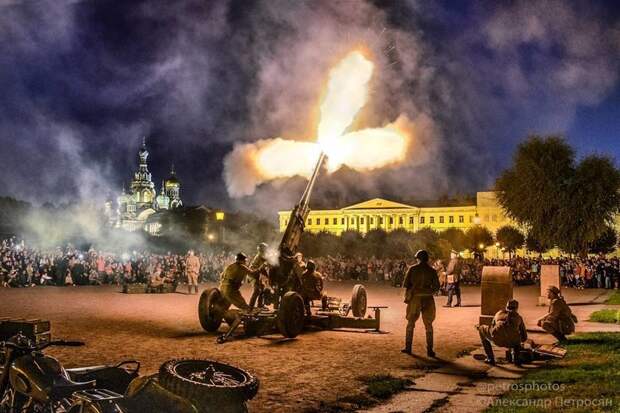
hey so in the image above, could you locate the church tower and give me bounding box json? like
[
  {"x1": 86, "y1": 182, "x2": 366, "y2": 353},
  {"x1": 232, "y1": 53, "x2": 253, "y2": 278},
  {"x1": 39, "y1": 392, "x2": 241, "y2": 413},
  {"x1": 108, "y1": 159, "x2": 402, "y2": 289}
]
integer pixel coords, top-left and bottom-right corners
[
  {"x1": 130, "y1": 137, "x2": 156, "y2": 209},
  {"x1": 165, "y1": 163, "x2": 182, "y2": 209}
]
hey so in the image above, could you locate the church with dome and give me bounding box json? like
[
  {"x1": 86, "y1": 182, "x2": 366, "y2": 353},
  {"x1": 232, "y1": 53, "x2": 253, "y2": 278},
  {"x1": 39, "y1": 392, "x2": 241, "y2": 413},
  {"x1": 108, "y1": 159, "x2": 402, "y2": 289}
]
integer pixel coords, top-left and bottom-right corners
[{"x1": 107, "y1": 138, "x2": 183, "y2": 232}]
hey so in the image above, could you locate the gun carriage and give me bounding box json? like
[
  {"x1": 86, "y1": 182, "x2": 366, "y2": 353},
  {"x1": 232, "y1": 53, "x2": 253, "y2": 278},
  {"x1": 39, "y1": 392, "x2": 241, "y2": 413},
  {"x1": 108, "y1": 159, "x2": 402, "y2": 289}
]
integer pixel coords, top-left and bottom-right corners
[{"x1": 197, "y1": 153, "x2": 386, "y2": 343}]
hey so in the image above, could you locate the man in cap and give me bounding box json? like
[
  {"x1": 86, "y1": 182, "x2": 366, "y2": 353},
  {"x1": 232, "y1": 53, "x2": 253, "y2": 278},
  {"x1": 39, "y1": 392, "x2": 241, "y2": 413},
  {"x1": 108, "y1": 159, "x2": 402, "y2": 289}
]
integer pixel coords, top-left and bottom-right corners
[
  {"x1": 185, "y1": 250, "x2": 201, "y2": 295},
  {"x1": 444, "y1": 249, "x2": 462, "y2": 307},
  {"x1": 477, "y1": 299, "x2": 528, "y2": 366},
  {"x1": 249, "y1": 243, "x2": 269, "y2": 309},
  {"x1": 300, "y1": 260, "x2": 325, "y2": 316},
  {"x1": 402, "y1": 249, "x2": 440, "y2": 357},
  {"x1": 537, "y1": 286, "x2": 577, "y2": 342},
  {"x1": 219, "y1": 252, "x2": 264, "y2": 312}
]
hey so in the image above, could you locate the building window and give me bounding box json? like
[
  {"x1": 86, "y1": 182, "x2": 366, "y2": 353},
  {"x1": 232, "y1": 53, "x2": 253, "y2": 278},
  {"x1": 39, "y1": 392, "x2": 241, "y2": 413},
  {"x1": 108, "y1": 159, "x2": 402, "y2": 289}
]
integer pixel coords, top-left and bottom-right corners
[
  {"x1": 361, "y1": 218, "x2": 365, "y2": 225},
  {"x1": 316, "y1": 218, "x2": 321, "y2": 225},
  {"x1": 333, "y1": 218, "x2": 337, "y2": 225},
  {"x1": 399, "y1": 216, "x2": 404, "y2": 225},
  {"x1": 341, "y1": 218, "x2": 345, "y2": 225},
  {"x1": 409, "y1": 216, "x2": 414, "y2": 224},
  {"x1": 389, "y1": 217, "x2": 394, "y2": 225},
  {"x1": 459, "y1": 215, "x2": 464, "y2": 223},
  {"x1": 379, "y1": 217, "x2": 384, "y2": 225},
  {"x1": 350, "y1": 217, "x2": 355, "y2": 224},
  {"x1": 449, "y1": 216, "x2": 454, "y2": 223},
  {"x1": 429, "y1": 216, "x2": 434, "y2": 224},
  {"x1": 439, "y1": 216, "x2": 444, "y2": 223},
  {"x1": 370, "y1": 217, "x2": 374, "y2": 225},
  {"x1": 420, "y1": 216, "x2": 425, "y2": 224},
  {"x1": 308, "y1": 218, "x2": 312, "y2": 225}
]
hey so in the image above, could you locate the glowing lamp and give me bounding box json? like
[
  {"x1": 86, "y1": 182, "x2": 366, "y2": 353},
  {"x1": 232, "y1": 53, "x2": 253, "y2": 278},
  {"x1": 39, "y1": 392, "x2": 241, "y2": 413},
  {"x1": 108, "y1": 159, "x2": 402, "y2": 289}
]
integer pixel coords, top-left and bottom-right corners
[
  {"x1": 216, "y1": 212, "x2": 225, "y2": 221},
  {"x1": 479, "y1": 243, "x2": 485, "y2": 250}
]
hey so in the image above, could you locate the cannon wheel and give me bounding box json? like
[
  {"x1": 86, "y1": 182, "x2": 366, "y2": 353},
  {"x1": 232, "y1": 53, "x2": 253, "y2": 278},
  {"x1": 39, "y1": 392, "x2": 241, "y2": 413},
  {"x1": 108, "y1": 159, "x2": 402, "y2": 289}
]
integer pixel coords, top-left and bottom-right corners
[
  {"x1": 276, "y1": 292, "x2": 305, "y2": 338},
  {"x1": 351, "y1": 284, "x2": 367, "y2": 318},
  {"x1": 198, "y1": 288, "x2": 226, "y2": 332},
  {"x1": 159, "y1": 359, "x2": 259, "y2": 408}
]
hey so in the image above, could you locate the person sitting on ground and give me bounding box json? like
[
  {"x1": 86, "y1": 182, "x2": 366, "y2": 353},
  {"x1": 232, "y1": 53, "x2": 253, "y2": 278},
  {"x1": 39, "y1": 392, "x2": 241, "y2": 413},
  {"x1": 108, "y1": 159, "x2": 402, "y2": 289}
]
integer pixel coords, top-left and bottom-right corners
[
  {"x1": 477, "y1": 299, "x2": 528, "y2": 366},
  {"x1": 537, "y1": 286, "x2": 577, "y2": 342}
]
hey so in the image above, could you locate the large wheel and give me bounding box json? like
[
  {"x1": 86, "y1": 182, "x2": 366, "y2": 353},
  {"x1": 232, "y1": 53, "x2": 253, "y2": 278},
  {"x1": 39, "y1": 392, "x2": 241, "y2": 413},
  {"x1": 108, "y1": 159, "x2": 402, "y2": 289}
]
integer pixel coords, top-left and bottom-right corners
[
  {"x1": 276, "y1": 292, "x2": 305, "y2": 338},
  {"x1": 198, "y1": 288, "x2": 226, "y2": 332},
  {"x1": 158, "y1": 359, "x2": 259, "y2": 410},
  {"x1": 351, "y1": 284, "x2": 367, "y2": 318}
]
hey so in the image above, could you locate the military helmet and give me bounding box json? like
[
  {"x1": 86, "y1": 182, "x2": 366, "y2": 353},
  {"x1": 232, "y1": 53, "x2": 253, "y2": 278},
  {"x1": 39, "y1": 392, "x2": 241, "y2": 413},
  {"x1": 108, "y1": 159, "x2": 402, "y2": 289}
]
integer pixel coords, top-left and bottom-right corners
[
  {"x1": 506, "y1": 299, "x2": 519, "y2": 310},
  {"x1": 415, "y1": 249, "x2": 429, "y2": 262},
  {"x1": 258, "y1": 242, "x2": 268, "y2": 252},
  {"x1": 547, "y1": 286, "x2": 560, "y2": 296},
  {"x1": 306, "y1": 260, "x2": 316, "y2": 271},
  {"x1": 236, "y1": 252, "x2": 247, "y2": 262}
]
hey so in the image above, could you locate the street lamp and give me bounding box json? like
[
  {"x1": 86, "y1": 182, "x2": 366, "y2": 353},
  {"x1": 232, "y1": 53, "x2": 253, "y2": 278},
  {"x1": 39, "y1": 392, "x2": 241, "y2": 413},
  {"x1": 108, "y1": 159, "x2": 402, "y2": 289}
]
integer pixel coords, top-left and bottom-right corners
[
  {"x1": 215, "y1": 211, "x2": 225, "y2": 243},
  {"x1": 495, "y1": 242, "x2": 500, "y2": 258},
  {"x1": 216, "y1": 212, "x2": 225, "y2": 221}
]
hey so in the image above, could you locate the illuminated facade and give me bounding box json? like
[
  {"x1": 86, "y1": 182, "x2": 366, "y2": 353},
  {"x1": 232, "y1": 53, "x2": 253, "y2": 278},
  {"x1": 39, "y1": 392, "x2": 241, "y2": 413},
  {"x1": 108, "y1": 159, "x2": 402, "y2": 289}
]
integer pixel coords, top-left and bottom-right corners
[
  {"x1": 108, "y1": 138, "x2": 183, "y2": 232},
  {"x1": 278, "y1": 192, "x2": 514, "y2": 236}
]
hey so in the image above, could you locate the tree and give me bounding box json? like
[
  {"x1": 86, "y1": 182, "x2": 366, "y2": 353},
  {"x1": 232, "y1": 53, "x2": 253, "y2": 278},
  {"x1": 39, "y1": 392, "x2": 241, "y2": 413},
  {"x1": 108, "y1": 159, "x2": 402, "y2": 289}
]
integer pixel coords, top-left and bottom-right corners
[
  {"x1": 340, "y1": 230, "x2": 364, "y2": 258},
  {"x1": 495, "y1": 225, "x2": 525, "y2": 257},
  {"x1": 439, "y1": 228, "x2": 467, "y2": 252},
  {"x1": 385, "y1": 229, "x2": 415, "y2": 258},
  {"x1": 525, "y1": 234, "x2": 551, "y2": 255},
  {"x1": 364, "y1": 229, "x2": 388, "y2": 258},
  {"x1": 411, "y1": 228, "x2": 441, "y2": 259},
  {"x1": 464, "y1": 226, "x2": 494, "y2": 253},
  {"x1": 496, "y1": 136, "x2": 620, "y2": 256},
  {"x1": 589, "y1": 227, "x2": 618, "y2": 255}
]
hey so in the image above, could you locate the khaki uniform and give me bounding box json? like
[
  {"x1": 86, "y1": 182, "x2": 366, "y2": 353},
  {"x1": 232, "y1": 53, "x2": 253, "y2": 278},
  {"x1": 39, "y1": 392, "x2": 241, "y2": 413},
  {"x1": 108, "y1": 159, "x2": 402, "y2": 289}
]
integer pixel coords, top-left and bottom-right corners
[
  {"x1": 186, "y1": 255, "x2": 200, "y2": 286},
  {"x1": 539, "y1": 297, "x2": 576, "y2": 340},
  {"x1": 445, "y1": 257, "x2": 462, "y2": 306},
  {"x1": 219, "y1": 262, "x2": 257, "y2": 311},
  {"x1": 403, "y1": 262, "x2": 439, "y2": 352},
  {"x1": 478, "y1": 309, "x2": 527, "y2": 362},
  {"x1": 249, "y1": 253, "x2": 267, "y2": 308}
]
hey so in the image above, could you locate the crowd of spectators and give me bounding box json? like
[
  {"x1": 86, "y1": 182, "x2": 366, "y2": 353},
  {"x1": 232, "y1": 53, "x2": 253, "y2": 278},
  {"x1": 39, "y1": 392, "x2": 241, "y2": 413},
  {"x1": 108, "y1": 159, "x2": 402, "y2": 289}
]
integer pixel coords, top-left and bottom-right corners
[
  {"x1": 312, "y1": 254, "x2": 620, "y2": 289},
  {"x1": 2, "y1": 236, "x2": 619, "y2": 291},
  {"x1": 0, "y1": 237, "x2": 233, "y2": 288}
]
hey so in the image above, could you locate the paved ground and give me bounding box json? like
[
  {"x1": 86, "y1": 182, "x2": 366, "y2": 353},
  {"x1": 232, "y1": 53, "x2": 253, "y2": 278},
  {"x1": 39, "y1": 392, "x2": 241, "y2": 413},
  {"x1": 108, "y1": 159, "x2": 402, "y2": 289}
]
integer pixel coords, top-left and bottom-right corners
[{"x1": 0, "y1": 283, "x2": 613, "y2": 412}]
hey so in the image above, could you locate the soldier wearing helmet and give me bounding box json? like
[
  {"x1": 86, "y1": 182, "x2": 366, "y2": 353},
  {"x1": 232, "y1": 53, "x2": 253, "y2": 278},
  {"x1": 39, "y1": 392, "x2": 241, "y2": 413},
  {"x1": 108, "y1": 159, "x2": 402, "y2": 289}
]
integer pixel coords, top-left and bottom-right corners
[
  {"x1": 249, "y1": 243, "x2": 269, "y2": 309},
  {"x1": 300, "y1": 259, "x2": 324, "y2": 316},
  {"x1": 402, "y1": 249, "x2": 440, "y2": 357},
  {"x1": 477, "y1": 299, "x2": 528, "y2": 366},
  {"x1": 219, "y1": 252, "x2": 264, "y2": 311}
]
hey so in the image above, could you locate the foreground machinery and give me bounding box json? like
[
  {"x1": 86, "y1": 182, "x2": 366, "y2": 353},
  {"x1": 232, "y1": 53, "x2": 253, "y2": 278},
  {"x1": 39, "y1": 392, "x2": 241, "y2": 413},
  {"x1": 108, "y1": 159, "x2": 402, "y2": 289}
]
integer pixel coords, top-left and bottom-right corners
[
  {"x1": 0, "y1": 320, "x2": 258, "y2": 413},
  {"x1": 198, "y1": 153, "x2": 386, "y2": 343}
]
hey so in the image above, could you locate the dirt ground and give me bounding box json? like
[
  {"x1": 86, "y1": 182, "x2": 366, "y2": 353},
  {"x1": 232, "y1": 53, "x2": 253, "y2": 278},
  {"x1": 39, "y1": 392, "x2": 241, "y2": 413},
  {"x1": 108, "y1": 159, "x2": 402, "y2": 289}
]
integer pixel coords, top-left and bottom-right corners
[{"x1": 0, "y1": 283, "x2": 610, "y2": 412}]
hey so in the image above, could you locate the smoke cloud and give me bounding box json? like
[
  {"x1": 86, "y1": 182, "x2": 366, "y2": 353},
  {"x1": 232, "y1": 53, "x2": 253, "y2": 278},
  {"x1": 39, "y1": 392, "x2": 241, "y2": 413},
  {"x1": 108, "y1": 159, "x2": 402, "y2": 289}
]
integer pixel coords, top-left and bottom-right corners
[{"x1": 0, "y1": 0, "x2": 618, "y2": 222}]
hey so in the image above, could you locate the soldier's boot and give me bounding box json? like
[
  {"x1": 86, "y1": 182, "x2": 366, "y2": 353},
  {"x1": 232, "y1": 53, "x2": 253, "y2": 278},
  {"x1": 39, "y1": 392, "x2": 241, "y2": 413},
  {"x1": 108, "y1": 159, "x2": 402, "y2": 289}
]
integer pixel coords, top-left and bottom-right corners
[
  {"x1": 401, "y1": 324, "x2": 413, "y2": 355},
  {"x1": 426, "y1": 330, "x2": 436, "y2": 357}
]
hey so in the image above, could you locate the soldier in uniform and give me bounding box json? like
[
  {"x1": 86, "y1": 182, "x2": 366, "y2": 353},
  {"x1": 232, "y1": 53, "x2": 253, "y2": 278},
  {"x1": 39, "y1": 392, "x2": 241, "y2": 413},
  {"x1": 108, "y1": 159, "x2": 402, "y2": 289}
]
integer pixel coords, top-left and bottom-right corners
[
  {"x1": 185, "y1": 250, "x2": 201, "y2": 295},
  {"x1": 219, "y1": 253, "x2": 263, "y2": 312},
  {"x1": 478, "y1": 299, "x2": 527, "y2": 366},
  {"x1": 537, "y1": 286, "x2": 577, "y2": 342},
  {"x1": 249, "y1": 243, "x2": 269, "y2": 309},
  {"x1": 402, "y1": 250, "x2": 440, "y2": 357},
  {"x1": 300, "y1": 260, "x2": 324, "y2": 316},
  {"x1": 444, "y1": 250, "x2": 462, "y2": 307}
]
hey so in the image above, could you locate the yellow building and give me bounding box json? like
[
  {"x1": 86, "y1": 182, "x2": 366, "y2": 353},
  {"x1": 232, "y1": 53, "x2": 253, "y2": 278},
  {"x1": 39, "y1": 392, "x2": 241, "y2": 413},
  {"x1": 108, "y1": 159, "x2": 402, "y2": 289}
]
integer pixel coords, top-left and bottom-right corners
[{"x1": 278, "y1": 192, "x2": 515, "y2": 235}]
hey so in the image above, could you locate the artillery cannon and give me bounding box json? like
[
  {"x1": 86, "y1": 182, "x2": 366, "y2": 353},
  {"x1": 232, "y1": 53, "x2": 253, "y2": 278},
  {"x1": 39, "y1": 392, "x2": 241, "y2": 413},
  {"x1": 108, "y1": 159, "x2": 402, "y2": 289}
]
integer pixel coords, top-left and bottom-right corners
[{"x1": 198, "y1": 153, "x2": 386, "y2": 343}]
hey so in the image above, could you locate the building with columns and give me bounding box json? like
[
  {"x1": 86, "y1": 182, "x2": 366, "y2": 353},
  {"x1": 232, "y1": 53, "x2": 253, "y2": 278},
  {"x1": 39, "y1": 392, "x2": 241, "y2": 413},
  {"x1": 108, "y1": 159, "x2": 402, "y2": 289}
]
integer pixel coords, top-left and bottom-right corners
[{"x1": 278, "y1": 192, "x2": 514, "y2": 236}]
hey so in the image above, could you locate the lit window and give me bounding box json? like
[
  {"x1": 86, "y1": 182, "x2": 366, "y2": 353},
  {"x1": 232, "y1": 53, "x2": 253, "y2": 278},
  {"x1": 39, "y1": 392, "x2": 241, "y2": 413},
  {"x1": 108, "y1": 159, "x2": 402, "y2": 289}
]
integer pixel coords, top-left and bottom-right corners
[
  {"x1": 449, "y1": 216, "x2": 454, "y2": 223},
  {"x1": 370, "y1": 217, "x2": 374, "y2": 224},
  {"x1": 341, "y1": 218, "x2": 345, "y2": 225},
  {"x1": 316, "y1": 218, "x2": 321, "y2": 225},
  {"x1": 361, "y1": 218, "x2": 365, "y2": 224},
  {"x1": 430, "y1": 216, "x2": 434, "y2": 224},
  {"x1": 389, "y1": 217, "x2": 394, "y2": 225},
  {"x1": 379, "y1": 217, "x2": 383, "y2": 225},
  {"x1": 459, "y1": 216, "x2": 464, "y2": 223},
  {"x1": 308, "y1": 218, "x2": 312, "y2": 225},
  {"x1": 409, "y1": 216, "x2": 414, "y2": 224},
  {"x1": 399, "y1": 216, "x2": 404, "y2": 225},
  {"x1": 333, "y1": 218, "x2": 337, "y2": 225},
  {"x1": 420, "y1": 216, "x2": 425, "y2": 224},
  {"x1": 439, "y1": 216, "x2": 444, "y2": 223}
]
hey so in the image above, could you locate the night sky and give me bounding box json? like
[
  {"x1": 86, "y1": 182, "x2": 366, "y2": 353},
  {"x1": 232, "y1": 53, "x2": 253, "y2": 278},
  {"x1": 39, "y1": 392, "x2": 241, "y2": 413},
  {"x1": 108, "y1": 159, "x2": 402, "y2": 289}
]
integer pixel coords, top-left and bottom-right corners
[{"x1": 1, "y1": 0, "x2": 619, "y2": 216}]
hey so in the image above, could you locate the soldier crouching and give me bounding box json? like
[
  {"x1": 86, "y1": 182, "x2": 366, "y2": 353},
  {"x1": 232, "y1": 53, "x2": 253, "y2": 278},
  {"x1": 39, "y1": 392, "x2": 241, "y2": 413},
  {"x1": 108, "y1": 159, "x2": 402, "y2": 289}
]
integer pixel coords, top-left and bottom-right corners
[
  {"x1": 477, "y1": 299, "x2": 527, "y2": 366},
  {"x1": 537, "y1": 286, "x2": 577, "y2": 342},
  {"x1": 402, "y1": 249, "x2": 440, "y2": 357}
]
